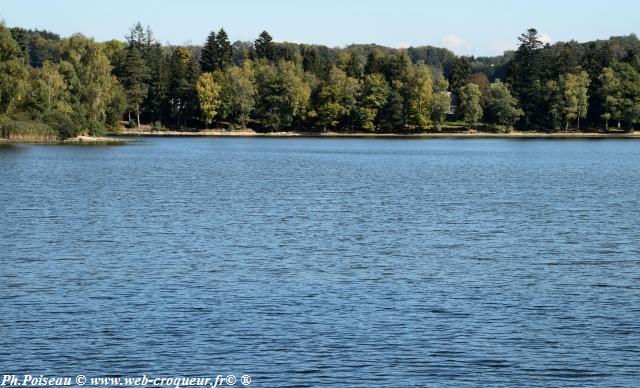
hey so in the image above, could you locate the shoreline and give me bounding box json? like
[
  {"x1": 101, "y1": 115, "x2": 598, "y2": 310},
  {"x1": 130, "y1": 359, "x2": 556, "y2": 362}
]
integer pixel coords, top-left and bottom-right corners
[
  {"x1": 4, "y1": 131, "x2": 640, "y2": 144},
  {"x1": 112, "y1": 128, "x2": 640, "y2": 139},
  {"x1": 0, "y1": 136, "x2": 128, "y2": 145}
]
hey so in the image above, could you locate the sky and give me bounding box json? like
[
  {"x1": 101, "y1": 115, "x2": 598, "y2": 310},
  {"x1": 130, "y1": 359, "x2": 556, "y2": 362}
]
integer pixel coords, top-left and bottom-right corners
[{"x1": 1, "y1": 0, "x2": 638, "y2": 56}]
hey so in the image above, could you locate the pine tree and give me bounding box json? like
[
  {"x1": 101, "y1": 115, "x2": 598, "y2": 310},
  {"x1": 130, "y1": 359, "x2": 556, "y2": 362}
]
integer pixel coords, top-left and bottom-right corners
[
  {"x1": 449, "y1": 57, "x2": 470, "y2": 92},
  {"x1": 254, "y1": 31, "x2": 274, "y2": 61},
  {"x1": 200, "y1": 31, "x2": 220, "y2": 72},
  {"x1": 216, "y1": 28, "x2": 232, "y2": 70},
  {"x1": 507, "y1": 28, "x2": 544, "y2": 128},
  {"x1": 143, "y1": 40, "x2": 169, "y2": 123},
  {"x1": 169, "y1": 47, "x2": 200, "y2": 127},
  {"x1": 120, "y1": 46, "x2": 149, "y2": 127}
]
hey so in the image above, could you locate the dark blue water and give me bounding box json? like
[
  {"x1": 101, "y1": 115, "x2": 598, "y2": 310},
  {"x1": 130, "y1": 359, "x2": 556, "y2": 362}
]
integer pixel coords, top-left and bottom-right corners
[{"x1": 1, "y1": 137, "x2": 639, "y2": 387}]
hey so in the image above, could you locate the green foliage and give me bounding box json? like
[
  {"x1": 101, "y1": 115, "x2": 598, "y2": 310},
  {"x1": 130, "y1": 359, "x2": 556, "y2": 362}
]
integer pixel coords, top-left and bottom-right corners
[
  {"x1": 449, "y1": 57, "x2": 470, "y2": 92},
  {"x1": 378, "y1": 82, "x2": 406, "y2": 131},
  {"x1": 487, "y1": 81, "x2": 523, "y2": 129},
  {"x1": 458, "y1": 83, "x2": 483, "y2": 129},
  {"x1": 200, "y1": 28, "x2": 233, "y2": 72},
  {"x1": 2, "y1": 22, "x2": 640, "y2": 135},
  {"x1": 143, "y1": 39, "x2": 169, "y2": 123},
  {"x1": 468, "y1": 72, "x2": 491, "y2": 108},
  {"x1": 559, "y1": 71, "x2": 590, "y2": 131},
  {"x1": 508, "y1": 28, "x2": 545, "y2": 128},
  {"x1": 314, "y1": 66, "x2": 359, "y2": 130},
  {"x1": 544, "y1": 80, "x2": 564, "y2": 131},
  {"x1": 220, "y1": 62, "x2": 256, "y2": 128},
  {"x1": 9, "y1": 27, "x2": 60, "y2": 67},
  {"x1": 41, "y1": 110, "x2": 80, "y2": 139},
  {"x1": 357, "y1": 73, "x2": 389, "y2": 131},
  {"x1": 255, "y1": 60, "x2": 311, "y2": 131},
  {"x1": 430, "y1": 74, "x2": 450, "y2": 131},
  {"x1": 118, "y1": 45, "x2": 149, "y2": 126},
  {"x1": 168, "y1": 46, "x2": 200, "y2": 127},
  {"x1": 254, "y1": 31, "x2": 275, "y2": 61},
  {"x1": 216, "y1": 29, "x2": 233, "y2": 70},
  {"x1": 599, "y1": 66, "x2": 622, "y2": 129},
  {"x1": 58, "y1": 34, "x2": 124, "y2": 133},
  {"x1": 611, "y1": 61, "x2": 640, "y2": 131},
  {"x1": 406, "y1": 62, "x2": 433, "y2": 129},
  {"x1": 1, "y1": 120, "x2": 57, "y2": 141},
  {"x1": 0, "y1": 24, "x2": 29, "y2": 116},
  {"x1": 28, "y1": 61, "x2": 71, "y2": 114},
  {"x1": 200, "y1": 31, "x2": 218, "y2": 72},
  {"x1": 364, "y1": 49, "x2": 386, "y2": 75},
  {"x1": 105, "y1": 81, "x2": 127, "y2": 129}
]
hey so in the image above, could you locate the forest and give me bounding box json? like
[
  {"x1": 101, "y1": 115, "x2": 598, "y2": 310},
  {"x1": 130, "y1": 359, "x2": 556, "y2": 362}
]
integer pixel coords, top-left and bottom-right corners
[{"x1": 1, "y1": 23, "x2": 640, "y2": 140}]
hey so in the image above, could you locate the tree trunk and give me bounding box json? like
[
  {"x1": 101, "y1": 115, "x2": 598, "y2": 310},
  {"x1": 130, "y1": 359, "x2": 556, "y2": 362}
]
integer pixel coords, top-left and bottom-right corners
[
  {"x1": 47, "y1": 84, "x2": 51, "y2": 111},
  {"x1": 605, "y1": 119, "x2": 609, "y2": 131},
  {"x1": 136, "y1": 105, "x2": 141, "y2": 128},
  {"x1": 128, "y1": 111, "x2": 132, "y2": 126},
  {"x1": 576, "y1": 117, "x2": 580, "y2": 132},
  {"x1": 565, "y1": 120, "x2": 569, "y2": 132}
]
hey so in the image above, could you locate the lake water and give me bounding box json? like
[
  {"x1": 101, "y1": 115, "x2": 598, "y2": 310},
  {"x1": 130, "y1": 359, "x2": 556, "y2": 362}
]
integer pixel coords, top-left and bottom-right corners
[{"x1": 1, "y1": 137, "x2": 639, "y2": 387}]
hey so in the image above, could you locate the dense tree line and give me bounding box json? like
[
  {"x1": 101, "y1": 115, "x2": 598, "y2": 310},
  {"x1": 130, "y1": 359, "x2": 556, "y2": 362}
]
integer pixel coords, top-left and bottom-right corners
[{"x1": 1, "y1": 23, "x2": 640, "y2": 140}]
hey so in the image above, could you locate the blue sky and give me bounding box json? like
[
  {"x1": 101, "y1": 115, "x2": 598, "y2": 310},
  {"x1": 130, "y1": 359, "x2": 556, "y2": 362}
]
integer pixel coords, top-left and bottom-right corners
[{"x1": 1, "y1": 0, "x2": 637, "y2": 56}]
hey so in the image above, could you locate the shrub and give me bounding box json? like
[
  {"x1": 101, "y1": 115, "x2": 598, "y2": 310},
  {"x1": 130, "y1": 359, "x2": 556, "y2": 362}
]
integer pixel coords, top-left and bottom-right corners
[
  {"x1": 0, "y1": 120, "x2": 58, "y2": 142},
  {"x1": 41, "y1": 111, "x2": 81, "y2": 139},
  {"x1": 152, "y1": 121, "x2": 166, "y2": 131}
]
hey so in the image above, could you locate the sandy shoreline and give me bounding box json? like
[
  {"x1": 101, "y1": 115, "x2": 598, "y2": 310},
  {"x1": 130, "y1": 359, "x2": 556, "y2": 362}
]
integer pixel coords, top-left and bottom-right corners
[
  {"x1": 4, "y1": 131, "x2": 639, "y2": 144},
  {"x1": 0, "y1": 136, "x2": 128, "y2": 145},
  {"x1": 63, "y1": 135, "x2": 128, "y2": 144},
  {"x1": 114, "y1": 128, "x2": 640, "y2": 139}
]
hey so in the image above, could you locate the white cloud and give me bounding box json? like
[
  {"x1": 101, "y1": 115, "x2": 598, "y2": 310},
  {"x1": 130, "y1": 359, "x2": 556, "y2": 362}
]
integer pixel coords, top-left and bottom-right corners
[
  {"x1": 443, "y1": 34, "x2": 464, "y2": 48},
  {"x1": 539, "y1": 33, "x2": 553, "y2": 45},
  {"x1": 442, "y1": 34, "x2": 472, "y2": 55},
  {"x1": 396, "y1": 42, "x2": 410, "y2": 49}
]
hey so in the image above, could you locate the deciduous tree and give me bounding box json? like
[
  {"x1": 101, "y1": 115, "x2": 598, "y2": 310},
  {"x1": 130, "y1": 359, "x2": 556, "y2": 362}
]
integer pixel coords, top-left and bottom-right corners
[
  {"x1": 458, "y1": 83, "x2": 483, "y2": 129},
  {"x1": 314, "y1": 66, "x2": 359, "y2": 130},
  {"x1": 196, "y1": 72, "x2": 222, "y2": 128},
  {"x1": 357, "y1": 73, "x2": 389, "y2": 131},
  {"x1": 0, "y1": 24, "x2": 29, "y2": 116},
  {"x1": 487, "y1": 81, "x2": 523, "y2": 130},
  {"x1": 220, "y1": 61, "x2": 256, "y2": 128},
  {"x1": 406, "y1": 62, "x2": 433, "y2": 129}
]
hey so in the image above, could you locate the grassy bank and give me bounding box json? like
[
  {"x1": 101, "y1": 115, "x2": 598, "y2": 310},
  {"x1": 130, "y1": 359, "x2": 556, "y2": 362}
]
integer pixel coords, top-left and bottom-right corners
[
  {"x1": 0, "y1": 116, "x2": 127, "y2": 145},
  {"x1": 0, "y1": 121, "x2": 59, "y2": 143}
]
